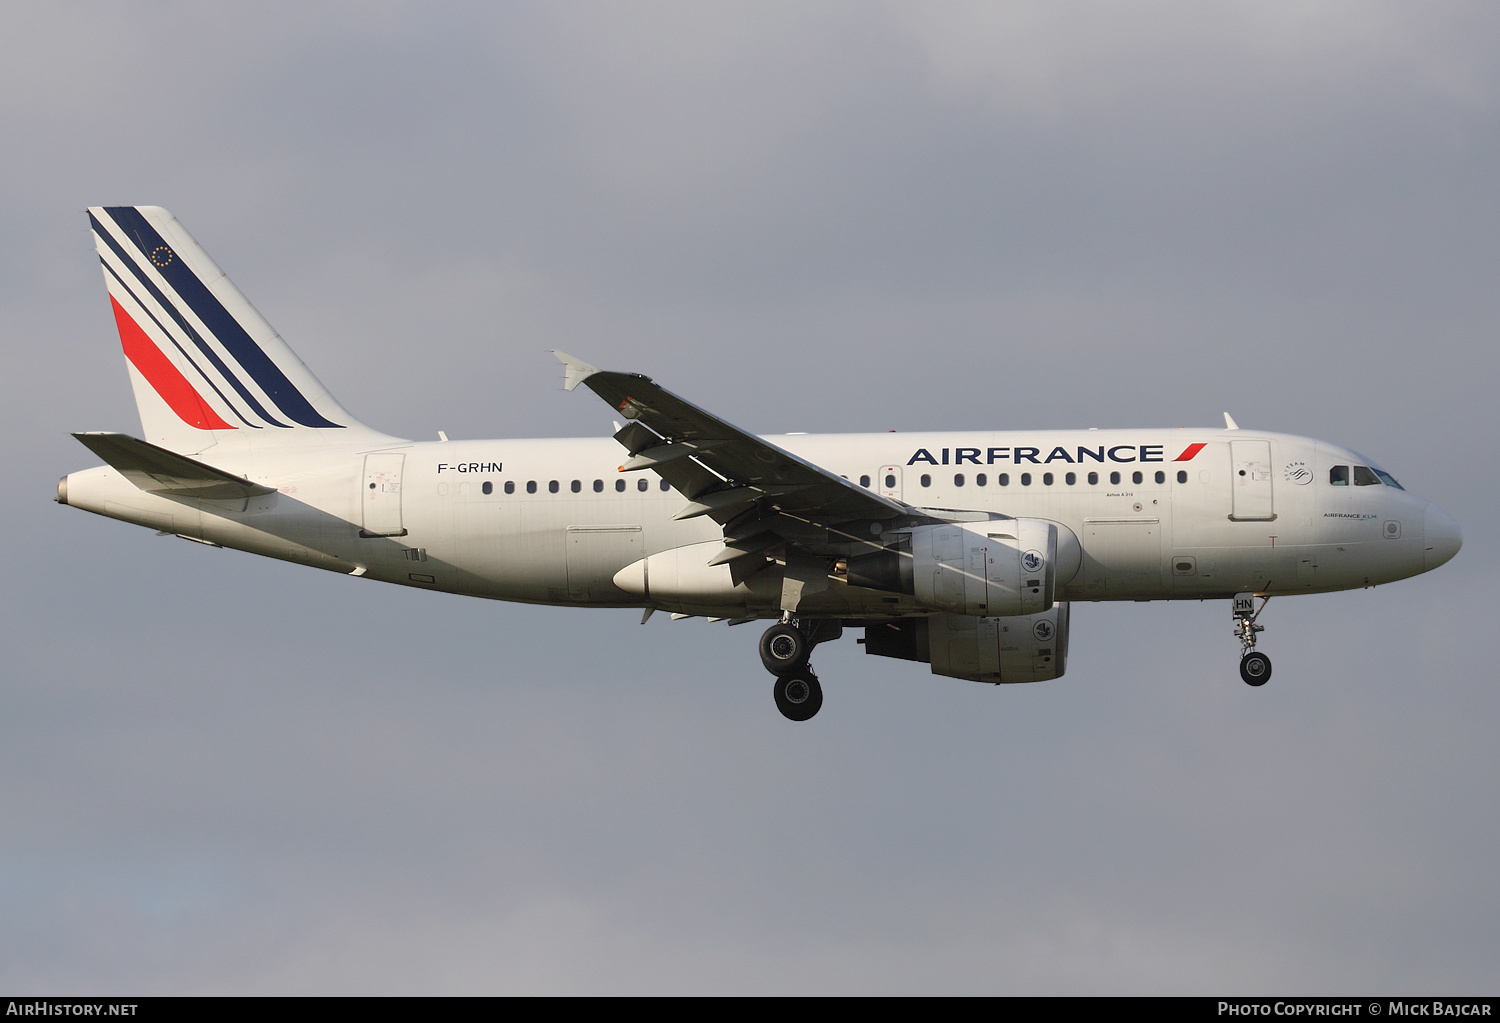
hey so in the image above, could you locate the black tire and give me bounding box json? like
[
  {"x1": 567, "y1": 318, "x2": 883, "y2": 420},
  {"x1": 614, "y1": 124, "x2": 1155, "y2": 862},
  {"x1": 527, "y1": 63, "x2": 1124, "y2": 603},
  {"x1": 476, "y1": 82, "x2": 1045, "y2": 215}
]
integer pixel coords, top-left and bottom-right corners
[
  {"x1": 759, "y1": 623, "x2": 809, "y2": 676},
  {"x1": 1240, "y1": 651, "x2": 1272, "y2": 686},
  {"x1": 774, "y1": 672, "x2": 823, "y2": 721}
]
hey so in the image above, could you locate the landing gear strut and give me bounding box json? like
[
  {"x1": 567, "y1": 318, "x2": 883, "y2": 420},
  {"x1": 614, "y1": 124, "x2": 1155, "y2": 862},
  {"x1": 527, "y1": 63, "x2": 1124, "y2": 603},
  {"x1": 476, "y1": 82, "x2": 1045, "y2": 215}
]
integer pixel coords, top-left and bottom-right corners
[
  {"x1": 1233, "y1": 593, "x2": 1272, "y2": 686},
  {"x1": 759, "y1": 618, "x2": 840, "y2": 720}
]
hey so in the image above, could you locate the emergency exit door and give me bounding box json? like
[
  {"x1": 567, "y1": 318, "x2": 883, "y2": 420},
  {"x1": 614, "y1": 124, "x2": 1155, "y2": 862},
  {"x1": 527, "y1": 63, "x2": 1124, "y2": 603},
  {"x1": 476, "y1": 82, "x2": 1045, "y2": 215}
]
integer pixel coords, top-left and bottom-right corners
[
  {"x1": 361, "y1": 452, "x2": 407, "y2": 537},
  {"x1": 878, "y1": 465, "x2": 902, "y2": 502}
]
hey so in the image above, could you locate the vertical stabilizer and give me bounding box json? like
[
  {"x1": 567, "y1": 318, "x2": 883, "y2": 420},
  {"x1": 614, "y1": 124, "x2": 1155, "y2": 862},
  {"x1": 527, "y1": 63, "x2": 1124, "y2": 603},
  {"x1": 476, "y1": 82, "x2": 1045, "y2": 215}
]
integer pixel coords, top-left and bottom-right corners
[{"x1": 89, "y1": 206, "x2": 381, "y2": 453}]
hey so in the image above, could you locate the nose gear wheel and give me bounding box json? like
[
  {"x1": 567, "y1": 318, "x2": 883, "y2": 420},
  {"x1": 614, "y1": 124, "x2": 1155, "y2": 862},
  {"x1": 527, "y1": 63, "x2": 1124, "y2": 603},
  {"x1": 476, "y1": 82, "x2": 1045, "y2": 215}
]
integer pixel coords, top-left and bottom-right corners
[{"x1": 1239, "y1": 651, "x2": 1272, "y2": 685}]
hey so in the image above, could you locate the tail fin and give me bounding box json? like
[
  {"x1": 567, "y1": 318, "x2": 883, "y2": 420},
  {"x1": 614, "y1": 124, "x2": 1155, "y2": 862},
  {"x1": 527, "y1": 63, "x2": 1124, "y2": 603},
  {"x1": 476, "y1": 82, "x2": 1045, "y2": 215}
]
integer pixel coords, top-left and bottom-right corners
[{"x1": 89, "y1": 206, "x2": 378, "y2": 453}]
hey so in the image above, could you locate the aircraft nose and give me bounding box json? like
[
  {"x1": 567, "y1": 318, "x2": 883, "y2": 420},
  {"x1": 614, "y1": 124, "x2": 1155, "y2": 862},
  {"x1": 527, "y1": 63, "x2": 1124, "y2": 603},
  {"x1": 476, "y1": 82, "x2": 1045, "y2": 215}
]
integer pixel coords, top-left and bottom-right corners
[{"x1": 1423, "y1": 502, "x2": 1462, "y2": 571}]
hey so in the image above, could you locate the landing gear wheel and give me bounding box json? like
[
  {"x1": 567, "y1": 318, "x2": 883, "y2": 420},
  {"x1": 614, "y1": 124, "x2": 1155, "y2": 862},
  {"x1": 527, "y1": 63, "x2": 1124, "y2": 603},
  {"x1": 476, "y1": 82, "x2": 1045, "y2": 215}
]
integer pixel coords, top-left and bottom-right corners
[
  {"x1": 774, "y1": 672, "x2": 823, "y2": 721},
  {"x1": 1240, "y1": 651, "x2": 1272, "y2": 686},
  {"x1": 760, "y1": 623, "x2": 809, "y2": 676}
]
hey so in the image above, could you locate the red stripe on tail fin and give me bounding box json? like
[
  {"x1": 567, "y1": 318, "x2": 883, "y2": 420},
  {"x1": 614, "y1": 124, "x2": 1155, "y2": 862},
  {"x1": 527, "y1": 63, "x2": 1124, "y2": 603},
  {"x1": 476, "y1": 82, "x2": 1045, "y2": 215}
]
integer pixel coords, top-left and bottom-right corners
[{"x1": 109, "y1": 296, "x2": 234, "y2": 431}]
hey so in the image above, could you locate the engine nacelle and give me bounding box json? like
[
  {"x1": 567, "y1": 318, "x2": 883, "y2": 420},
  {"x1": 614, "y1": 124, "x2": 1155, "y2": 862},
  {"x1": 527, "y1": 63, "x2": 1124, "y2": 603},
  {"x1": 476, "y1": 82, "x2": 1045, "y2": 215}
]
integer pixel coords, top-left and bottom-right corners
[
  {"x1": 861, "y1": 603, "x2": 1070, "y2": 684},
  {"x1": 848, "y1": 519, "x2": 1078, "y2": 616}
]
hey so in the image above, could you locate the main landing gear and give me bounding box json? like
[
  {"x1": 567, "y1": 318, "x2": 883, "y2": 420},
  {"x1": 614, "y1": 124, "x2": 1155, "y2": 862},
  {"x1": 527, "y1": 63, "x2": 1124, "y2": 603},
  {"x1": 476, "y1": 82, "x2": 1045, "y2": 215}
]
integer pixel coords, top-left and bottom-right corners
[
  {"x1": 1233, "y1": 592, "x2": 1272, "y2": 686},
  {"x1": 759, "y1": 618, "x2": 840, "y2": 721}
]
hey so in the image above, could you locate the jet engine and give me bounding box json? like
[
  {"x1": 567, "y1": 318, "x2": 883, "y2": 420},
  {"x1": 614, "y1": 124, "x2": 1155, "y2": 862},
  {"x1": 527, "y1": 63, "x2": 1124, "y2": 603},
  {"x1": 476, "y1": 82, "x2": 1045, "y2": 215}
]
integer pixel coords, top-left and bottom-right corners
[
  {"x1": 846, "y1": 519, "x2": 1079, "y2": 616},
  {"x1": 860, "y1": 603, "x2": 1070, "y2": 684}
]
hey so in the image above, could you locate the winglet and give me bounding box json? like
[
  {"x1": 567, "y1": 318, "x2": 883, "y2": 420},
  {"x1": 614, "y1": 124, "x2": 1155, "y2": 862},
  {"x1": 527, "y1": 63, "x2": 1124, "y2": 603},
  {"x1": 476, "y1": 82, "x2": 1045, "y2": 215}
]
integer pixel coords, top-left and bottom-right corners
[
  {"x1": 551, "y1": 350, "x2": 601, "y2": 392},
  {"x1": 1223, "y1": 412, "x2": 1240, "y2": 430}
]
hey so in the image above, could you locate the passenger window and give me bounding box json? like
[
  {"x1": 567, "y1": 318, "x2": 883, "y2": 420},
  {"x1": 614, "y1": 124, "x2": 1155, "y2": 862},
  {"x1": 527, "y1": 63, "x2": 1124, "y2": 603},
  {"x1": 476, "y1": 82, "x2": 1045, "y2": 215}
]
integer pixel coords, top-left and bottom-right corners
[
  {"x1": 1042, "y1": 472, "x2": 1053, "y2": 486},
  {"x1": 860, "y1": 475, "x2": 871, "y2": 488},
  {"x1": 549, "y1": 480, "x2": 559, "y2": 494},
  {"x1": 1353, "y1": 465, "x2": 1381, "y2": 486},
  {"x1": 1110, "y1": 471, "x2": 1120, "y2": 485},
  {"x1": 593, "y1": 479, "x2": 603, "y2": 492},
  {"x1": 1154, "y1": 470, "x2": 1165, "y2": 484},
  {"x1": 571, "y1": 480, "x2": 581, "y2": 493},
  {"x1": 998, "y1": 473, "x2": 1009, "y2": 486},
  {"x1": 1176, "y1": 470, "x2": 1187, "y2": 484},
  {"x1": 954, "y1": 473, "x2": 965, "y2": 487},
  {"x1": 637, "y1": 479, "x2": 648, "y2": 492},
  {"x1": 884, "y1": 474, "x2": 896, "y2": 489},
  {"x1": 1088, "y1": 472, "x2": 1098, "y2": 485},
  {"x1": 1330, "y1": 465, "x2": 1349, "y2": 486},
  {"x1": 976, "y1": 473, "x2": 987, "y2": 486},
  {"x1": 504, "y1": 481, "x2": 515, "y2": 495},
  {"x1": 615, "y1": 479, "x2": 626, "y2": 492},
  {"x1": 660, "y1": 479, "x2": 670, "y2": 492},
  {"x1": 1020, "y1": 473, "x2": 1032, "y2": 486},
  {"x1": 1132, "y1": 471, "x2": 1143, "y2": 484},
  {"x1": 920, "y1": 474, "x2": 931, "y2": 487},
  {"x1": 526, "y1": 481, "x2": 537, "y2": 494},
  {"x1": 482, "y1": 481, "x2": 493, "y2": 496},
  {"x1": 1065, "y1": 472, "x2": 1076, "y2": 485}
]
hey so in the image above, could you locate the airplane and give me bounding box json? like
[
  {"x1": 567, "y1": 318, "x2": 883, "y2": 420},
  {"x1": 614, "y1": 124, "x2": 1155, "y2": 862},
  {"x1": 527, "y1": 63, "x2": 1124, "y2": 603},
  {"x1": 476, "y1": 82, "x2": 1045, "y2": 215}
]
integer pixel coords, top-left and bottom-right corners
[{"x1": 58, "y1": 206, "x2": 1463, "y2": 721}]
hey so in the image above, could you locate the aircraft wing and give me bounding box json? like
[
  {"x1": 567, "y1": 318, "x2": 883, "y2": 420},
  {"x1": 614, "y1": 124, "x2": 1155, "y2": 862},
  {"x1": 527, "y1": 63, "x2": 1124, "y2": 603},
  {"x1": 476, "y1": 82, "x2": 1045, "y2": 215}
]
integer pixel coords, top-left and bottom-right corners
[
  {"x1": 72, "y1": 432, "x2": 276, "y2": 500},
  {"x1": 553, "y1": 352, "x2": 918, "y2": 560}
]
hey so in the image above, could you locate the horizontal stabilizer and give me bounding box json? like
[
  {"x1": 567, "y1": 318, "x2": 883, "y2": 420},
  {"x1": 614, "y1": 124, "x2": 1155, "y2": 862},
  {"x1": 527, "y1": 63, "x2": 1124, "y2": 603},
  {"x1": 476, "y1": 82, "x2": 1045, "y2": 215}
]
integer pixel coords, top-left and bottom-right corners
[{"x1": 72, "y1": 432, "x2": 275, "y2": 499}]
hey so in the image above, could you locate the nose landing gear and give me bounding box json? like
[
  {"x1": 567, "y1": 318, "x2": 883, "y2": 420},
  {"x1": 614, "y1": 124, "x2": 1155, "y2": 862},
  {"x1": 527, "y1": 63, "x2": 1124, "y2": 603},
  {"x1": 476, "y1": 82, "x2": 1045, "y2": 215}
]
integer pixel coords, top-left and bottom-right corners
[
  {"x1": 1233, "y1": 593, "x2": 1272, "y2": 686},
  {"x1": 759, "y1": 617, "x2": 839, "y2": 720}
]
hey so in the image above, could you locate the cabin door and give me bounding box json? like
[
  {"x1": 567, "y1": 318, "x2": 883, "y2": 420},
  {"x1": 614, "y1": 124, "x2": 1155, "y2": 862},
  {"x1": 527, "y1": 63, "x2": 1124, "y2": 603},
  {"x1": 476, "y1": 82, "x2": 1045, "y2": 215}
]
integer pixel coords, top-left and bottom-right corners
[
  {"x1": 361, "y1": 452, "x2": 407, "y2": 537},
  {"x1": 1229, "y1": 440, "x2": 1275, "y2": 521}
]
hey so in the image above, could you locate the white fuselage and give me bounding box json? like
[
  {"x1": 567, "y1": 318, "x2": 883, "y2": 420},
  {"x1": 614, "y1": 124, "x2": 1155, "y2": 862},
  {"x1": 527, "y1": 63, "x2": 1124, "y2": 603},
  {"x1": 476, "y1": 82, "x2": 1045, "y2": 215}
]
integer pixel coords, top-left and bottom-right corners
[{"x1": 60, "y1": 427, "x2": 1457, "y2": 619}]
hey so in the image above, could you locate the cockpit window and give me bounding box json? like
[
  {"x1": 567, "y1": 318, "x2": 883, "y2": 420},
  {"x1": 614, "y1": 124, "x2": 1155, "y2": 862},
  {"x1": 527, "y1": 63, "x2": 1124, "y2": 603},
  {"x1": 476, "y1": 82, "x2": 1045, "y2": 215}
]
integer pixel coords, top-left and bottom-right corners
[
  {"x1": 1330, "y1": 465, "x2": 1349, "y2": 486},
  {"x1": 1347, "y1": 450, "x2": 1405, "y2": 490}
]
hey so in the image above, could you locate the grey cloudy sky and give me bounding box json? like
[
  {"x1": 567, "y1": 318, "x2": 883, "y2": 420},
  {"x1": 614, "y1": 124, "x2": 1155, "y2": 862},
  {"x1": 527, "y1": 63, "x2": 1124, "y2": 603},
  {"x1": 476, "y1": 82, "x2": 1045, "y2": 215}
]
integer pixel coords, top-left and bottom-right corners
[{"x1": 2, "y1": 1, "x2": 1495, "y2": 994}]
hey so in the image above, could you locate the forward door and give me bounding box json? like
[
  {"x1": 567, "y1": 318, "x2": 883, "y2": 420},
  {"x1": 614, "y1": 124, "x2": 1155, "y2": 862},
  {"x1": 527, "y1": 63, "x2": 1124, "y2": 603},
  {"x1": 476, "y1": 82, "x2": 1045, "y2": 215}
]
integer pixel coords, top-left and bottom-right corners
[{"x1": 1230, "y1": 440, "x2": 1275, "y2": 521}]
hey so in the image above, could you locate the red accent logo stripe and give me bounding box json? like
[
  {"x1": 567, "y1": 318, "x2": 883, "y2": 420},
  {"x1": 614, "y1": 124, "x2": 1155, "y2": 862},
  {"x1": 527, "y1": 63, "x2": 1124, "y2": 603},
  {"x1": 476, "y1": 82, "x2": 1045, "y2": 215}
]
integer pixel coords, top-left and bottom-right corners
[
  {"x1": 1173, "y1": 442, "x2": 1207, "y2": 461},
  {"x1": 109, "y1": 296, "x2": 235, "y2": 430}
]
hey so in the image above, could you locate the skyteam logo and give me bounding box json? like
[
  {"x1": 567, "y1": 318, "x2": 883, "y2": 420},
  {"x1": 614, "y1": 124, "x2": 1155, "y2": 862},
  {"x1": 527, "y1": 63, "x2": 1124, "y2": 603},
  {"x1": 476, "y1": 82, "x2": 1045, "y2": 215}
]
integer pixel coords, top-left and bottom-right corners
[
  {"x1": 1032, "y1": 619, "x2": 1055, "y2": 642},
  {"x1": 1021, "y1": 550, "x2": 1044, "y2": 573},
  {"x1": 1283, "y1": 461, "x2": 1313, "y2": 485}
]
